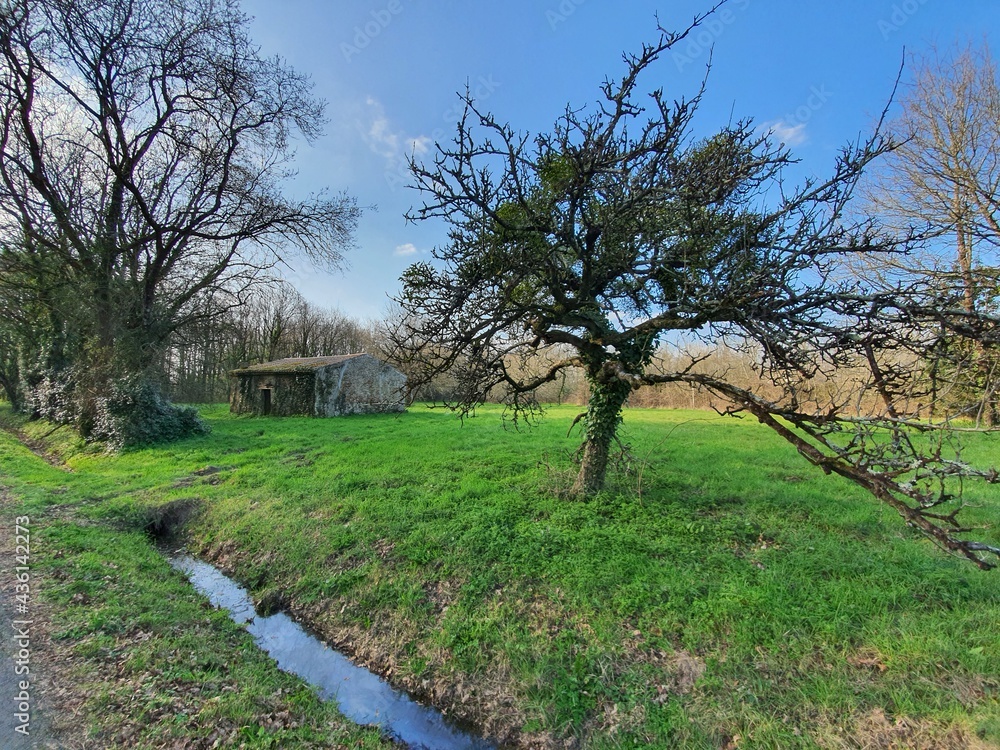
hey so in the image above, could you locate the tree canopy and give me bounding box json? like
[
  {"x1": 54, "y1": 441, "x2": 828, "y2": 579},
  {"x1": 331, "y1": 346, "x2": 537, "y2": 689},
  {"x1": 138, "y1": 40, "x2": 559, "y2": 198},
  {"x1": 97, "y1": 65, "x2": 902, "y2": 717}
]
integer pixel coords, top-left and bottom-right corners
[{"x1": 391, "y1": 10, "x2": 1000, "y2": 567}]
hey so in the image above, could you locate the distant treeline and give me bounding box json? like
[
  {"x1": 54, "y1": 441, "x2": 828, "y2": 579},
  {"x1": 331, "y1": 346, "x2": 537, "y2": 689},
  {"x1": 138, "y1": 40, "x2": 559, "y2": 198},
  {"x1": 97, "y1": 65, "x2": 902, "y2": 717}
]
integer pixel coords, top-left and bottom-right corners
[
  {"x1": 154, "y1": 282, "x2": 787, "y2": 410},
  {"x1": 162, "y1": 284, "x2": 383, "y2": 404}
]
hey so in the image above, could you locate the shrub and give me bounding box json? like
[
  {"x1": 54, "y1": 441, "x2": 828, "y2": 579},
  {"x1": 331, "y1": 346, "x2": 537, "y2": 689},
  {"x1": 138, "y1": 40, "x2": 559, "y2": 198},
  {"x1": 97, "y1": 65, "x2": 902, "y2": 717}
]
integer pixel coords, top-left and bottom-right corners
[
  {"x1": 28, "y1": 368, "x2": 78, "y2": 424},
  {"x1": 91, "y1": 375, "x2": 209, "y2": 450}
]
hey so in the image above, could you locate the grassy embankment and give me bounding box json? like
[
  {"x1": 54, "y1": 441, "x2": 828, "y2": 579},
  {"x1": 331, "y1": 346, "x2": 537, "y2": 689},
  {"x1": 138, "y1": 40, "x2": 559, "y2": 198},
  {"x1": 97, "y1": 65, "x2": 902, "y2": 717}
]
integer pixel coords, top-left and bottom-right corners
[
  {"x1": 1, "y1": 403, "x2": 999, "y2": 749},
  {"x1": 0, "y1": 410, "x2": 396, "y2": 748}
]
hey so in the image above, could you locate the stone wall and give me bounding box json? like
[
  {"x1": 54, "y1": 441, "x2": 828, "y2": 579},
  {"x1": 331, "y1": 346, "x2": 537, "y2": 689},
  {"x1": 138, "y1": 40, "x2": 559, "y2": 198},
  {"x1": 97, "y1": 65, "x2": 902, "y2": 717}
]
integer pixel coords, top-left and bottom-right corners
[
  {"x1": 229, "y1": 372, "x2": 315, "y2": 416},
  {"x1": 314, "y1": 355, "x2": 406, "y2": 416}
]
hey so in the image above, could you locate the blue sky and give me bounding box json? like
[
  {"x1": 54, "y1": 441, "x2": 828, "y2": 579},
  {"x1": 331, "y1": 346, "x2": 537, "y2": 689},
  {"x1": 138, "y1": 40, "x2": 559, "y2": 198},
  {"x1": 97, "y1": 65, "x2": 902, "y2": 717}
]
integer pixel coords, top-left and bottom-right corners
[{"x1": 239, "y1": 0, "x2": 1000, "y2": 320}]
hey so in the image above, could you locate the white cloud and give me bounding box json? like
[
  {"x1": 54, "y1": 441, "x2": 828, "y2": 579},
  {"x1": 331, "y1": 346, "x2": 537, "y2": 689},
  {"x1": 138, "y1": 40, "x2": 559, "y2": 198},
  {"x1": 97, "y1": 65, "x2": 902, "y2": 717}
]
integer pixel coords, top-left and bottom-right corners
[
  {"x1": 361, "y1": 97, "x2": 431, "y2": 165},
  {"x1": 394, "y1": 243, "x2": 419, "y2": 257},
  {"x1": 407, "y1": 135, "x2": 432, "y2": 156},
  {"x1": 363, "y1": 97, "x2": 399, "y2": 158},
  {"x1": 763, "y1": 120, "x2": 808, "y2": 147}
]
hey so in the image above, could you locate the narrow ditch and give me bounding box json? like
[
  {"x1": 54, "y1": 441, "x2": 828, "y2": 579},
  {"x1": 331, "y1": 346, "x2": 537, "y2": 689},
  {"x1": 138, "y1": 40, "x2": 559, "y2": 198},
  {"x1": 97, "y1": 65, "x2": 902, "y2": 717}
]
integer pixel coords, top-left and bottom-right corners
[{"x1": 168, "y1": 553, "x2": 496, "y2": 750}]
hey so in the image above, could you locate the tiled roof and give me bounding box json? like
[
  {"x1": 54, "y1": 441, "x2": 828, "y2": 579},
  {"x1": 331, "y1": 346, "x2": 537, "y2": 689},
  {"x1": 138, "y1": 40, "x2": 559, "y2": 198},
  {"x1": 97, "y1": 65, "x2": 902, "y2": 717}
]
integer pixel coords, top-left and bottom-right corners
[{"x1": 231, "y1": 354, "x2": 367, "y2": 375}]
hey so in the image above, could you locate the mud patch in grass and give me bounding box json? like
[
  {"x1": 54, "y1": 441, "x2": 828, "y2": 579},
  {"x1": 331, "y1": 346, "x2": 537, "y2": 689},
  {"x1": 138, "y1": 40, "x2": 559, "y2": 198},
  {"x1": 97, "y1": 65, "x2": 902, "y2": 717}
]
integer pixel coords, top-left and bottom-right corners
[
  {"x1": 817, "y1": 707, "x2": 996, "y2": 750},
  {"x1": 141, "y1": 496, "x2": 204, "y2": 540}
]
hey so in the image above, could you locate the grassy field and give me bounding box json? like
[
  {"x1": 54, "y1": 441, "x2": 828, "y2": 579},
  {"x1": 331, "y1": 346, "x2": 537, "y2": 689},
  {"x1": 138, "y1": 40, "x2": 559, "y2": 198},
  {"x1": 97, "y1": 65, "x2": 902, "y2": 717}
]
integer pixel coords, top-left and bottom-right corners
[
  {"x1": 1, "y1": 403, "x2": 999, "y2": 749},
  {"x1": 0, "y1": 418, "x2": 396, "y2": 748}
]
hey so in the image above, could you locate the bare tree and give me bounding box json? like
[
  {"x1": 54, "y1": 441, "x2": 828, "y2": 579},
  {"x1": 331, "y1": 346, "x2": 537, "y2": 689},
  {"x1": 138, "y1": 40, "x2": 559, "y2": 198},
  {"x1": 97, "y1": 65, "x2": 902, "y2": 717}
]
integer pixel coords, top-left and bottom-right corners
[
  {"x1": 391, "y1": 10, "x2": 1000, "y2": 567},
  {"x1": 862, "y1": 41, "x2": 1000, "y2": 424},
  {"x1": 0, "y1": 0, "x2": 358, "y2": 440}
]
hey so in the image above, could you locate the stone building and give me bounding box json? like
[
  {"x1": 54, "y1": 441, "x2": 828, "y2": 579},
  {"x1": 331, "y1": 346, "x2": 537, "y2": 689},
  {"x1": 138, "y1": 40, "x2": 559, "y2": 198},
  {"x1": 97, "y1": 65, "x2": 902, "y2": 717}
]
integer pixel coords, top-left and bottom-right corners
[{"x1": 229, "y1": 354, "x2": 407, "y2": 417}]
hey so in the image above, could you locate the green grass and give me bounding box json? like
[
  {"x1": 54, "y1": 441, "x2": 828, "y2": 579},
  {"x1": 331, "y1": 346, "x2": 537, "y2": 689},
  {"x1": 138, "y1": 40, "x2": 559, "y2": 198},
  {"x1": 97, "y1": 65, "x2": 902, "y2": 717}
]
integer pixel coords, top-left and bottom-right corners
[
  {"x1": 2, "y1": 403, "x2": 999, "y2": 748},
  {"x1": 0, "y1": 417, "x2": 394, "y2": 748},
  {"x1": 34, "y1": 522, "x2": 394, "y2": 749}
]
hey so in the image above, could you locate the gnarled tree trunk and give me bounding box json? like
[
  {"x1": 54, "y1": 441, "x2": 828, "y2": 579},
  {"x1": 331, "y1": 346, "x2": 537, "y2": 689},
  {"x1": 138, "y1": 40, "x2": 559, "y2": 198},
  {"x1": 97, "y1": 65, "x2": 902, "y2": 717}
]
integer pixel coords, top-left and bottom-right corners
[{"x1": 571, "y1": 372, "x2": 631, "y2": 496}]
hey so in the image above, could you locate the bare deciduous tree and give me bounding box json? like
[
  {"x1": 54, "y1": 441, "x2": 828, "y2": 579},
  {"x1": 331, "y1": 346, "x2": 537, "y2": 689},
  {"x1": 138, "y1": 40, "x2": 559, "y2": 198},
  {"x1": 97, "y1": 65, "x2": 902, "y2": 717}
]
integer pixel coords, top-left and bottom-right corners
[
  {"x1": 861, "y1": 41, "x2": 1000, "y2": 424},
  {"x1": 0, "y1": 0, "x2": 358, "y2": 440}
]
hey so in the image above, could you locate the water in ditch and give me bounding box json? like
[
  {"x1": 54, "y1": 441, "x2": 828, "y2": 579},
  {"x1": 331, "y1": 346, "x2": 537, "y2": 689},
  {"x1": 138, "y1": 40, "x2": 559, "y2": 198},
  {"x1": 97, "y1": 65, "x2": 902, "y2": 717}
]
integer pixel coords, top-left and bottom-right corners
[{"x1": 168, "y1": 554, "x2": 495, "y2": 750}]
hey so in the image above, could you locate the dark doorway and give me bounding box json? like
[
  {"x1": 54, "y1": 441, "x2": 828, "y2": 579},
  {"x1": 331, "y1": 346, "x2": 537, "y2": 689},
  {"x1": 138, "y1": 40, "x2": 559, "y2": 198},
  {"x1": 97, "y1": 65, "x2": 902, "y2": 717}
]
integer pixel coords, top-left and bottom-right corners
[{"x1": 261, "y1": 388, "x2": 272, "y2": 416}]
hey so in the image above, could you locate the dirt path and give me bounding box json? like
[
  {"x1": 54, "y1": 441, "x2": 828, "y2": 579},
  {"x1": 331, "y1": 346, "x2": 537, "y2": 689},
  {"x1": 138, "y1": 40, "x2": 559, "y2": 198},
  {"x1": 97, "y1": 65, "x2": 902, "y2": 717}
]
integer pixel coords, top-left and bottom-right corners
[{"x1": 0, "y1": 492, "x2": 86, "y2": 749}]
